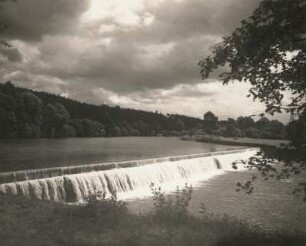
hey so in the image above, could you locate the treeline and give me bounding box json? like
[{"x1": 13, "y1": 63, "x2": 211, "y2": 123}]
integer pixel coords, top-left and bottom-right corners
[
  {"x1": 202, "y1": 111, "x2": 287, "y2": 140},
  {"x1": 0, "y1": 81, "x2": 290, "y2": 139},
  {"x1": 0, "y1": 81, "x2": 203, "y2": 138}
]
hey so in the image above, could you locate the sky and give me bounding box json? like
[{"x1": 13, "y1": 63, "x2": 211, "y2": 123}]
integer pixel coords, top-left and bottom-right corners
[{"x1": 0, "y1": 0, "x2": 289, "y2": 122}]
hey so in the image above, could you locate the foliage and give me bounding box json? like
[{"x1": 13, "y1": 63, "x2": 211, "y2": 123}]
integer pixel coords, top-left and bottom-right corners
[
  {"x1": 199, "y1": 0, "x2": 306, "y2": 116},
  {"x1": 1, "y1": 190, "x2": 305, "y2": 246},
  {"x1": 0, "y1": 91, "x2": 17, "y2": 137},
  {"x1": 150, "y1": 183, "x2": 193, "y2": 224},
  {"x1": 0, "y1": 82, "x2": 290, "y2": 139},
  {"x1": 198, "y1": 0, "x2": 305, "y2": 139},
  {"x1": 203, "y1": 111, "x2": 286, "y2": 139},
  {"x1": 16, "y1": 92, "x2": 43, "y2": 137},
  {"x1": 0, "y1": 81, "x2": 107, "y2": 138},
  {"x1": 233, "y1": 146, "x2": 306, "y2": 201},
  {"x1": 198, "y1": 0, "x2": 306, "y2": 201},
  {"x1": 79, "y1": 189, "x2": 127, "y2": 227},
  {"x1": 287, "y1": 110, "x2": 306, "y2": 146},
  {"x1": 0, "y1": 81, "x2": 204, "y2": 138},
  {"x1": 203, "y1": 111, "x2": 219, "y2": 133}
]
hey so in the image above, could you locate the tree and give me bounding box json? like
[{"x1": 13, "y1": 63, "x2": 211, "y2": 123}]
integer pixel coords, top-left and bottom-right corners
[
  {"x1": 16, "y1": 92, "x2": 43, "y2": 138},
  {"x1": 41, "y1": 102, "x2": 71, "y2": 138},
  {"x1": 244, "y1": 127, "x2": 261, "y2": 139},
  {"x1": 199, "y1": 0, "x2": 306, "y2": 116},
  {"x1": 237, "y1": 117, "x2": 255, "y2": 129},
  {"x1": 255, "y1": 117, "x2": 270, "y2": 129},
  {"x1": 174, "y1": 119, "x2": 185, "y2": 131},
  {"x1": 203, "y1": 111, "x2": 218, "y2": 133},
  {"x1": 0, "y1": 92, "x2": 17, "y2": 137},
  {"x1": 227, "y1": 118, "x2": 237, "y2": 127},
  {"x1": 41, "y1": 103, "x2": 56, "y2": 137},
  {"x1": 287, "y1": 110, "x2": 306, "y2": 146},
  {"x1": 82, "y1": 119, "x2": 105, "y2": 137},
  {"x1": 199, "y1": 0, "x2": 306, "y2": 200}
]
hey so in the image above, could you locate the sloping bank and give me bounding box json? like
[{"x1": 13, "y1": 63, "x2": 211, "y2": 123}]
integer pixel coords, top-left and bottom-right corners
[
  {"x1": 1, "y1": 147, "x2": 305, "y2": 246},
  {"x1": 0, "y1": 191, "x2": 305, "y2": 246}
]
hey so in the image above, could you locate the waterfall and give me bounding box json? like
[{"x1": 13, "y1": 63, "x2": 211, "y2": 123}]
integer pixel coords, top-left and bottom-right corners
[{"x1": 0, "y1": 148, "x2": 259, "y2": 203}]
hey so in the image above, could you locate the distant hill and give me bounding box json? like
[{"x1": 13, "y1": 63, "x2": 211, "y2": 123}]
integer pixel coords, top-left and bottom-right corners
[
  {"x1": 0, "y1": 81, "x2": 203, "y2": 138},
  {"x1": 0, "y1": 81, "x2": 287, "y2": 140}
]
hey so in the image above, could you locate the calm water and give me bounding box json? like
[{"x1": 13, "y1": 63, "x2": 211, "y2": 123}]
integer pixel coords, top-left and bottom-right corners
[{"x1": 0, "y1": 137, "x2": 243, "y2": 172}]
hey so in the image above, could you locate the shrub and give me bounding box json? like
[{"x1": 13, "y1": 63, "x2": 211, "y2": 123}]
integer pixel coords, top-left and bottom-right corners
[
  {"x1": 78, "y1": 189, "x2": 127, "y2": 227},
  {"x1": 150, "y1": 183, "x2": 193, "y2": 224}
]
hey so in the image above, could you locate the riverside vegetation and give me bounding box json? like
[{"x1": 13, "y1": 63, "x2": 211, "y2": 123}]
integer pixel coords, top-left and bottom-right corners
[
  {"x1": 0, "y1": 81, "x2": 288, "y2": 139},
  {"x1": 0, "y1": 185, "x2": 305, "y2": 246},
  {"x1": 0, "y1": 81, "x2": 203, "y2": 138}
]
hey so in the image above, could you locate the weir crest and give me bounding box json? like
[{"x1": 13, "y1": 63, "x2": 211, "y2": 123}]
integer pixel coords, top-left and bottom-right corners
[{"x1": 0, "y1": 148, "x2": 259, "y2": 203}]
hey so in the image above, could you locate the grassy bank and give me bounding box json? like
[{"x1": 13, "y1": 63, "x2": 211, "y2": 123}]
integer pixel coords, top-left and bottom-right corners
[{"x1": 0, "y1": 187, "x2": 305, "y2": 246}]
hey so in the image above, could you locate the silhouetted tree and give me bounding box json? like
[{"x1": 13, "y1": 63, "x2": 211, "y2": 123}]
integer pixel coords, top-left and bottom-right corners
[
  {"x1": 237, "y1": 117, "x2": 255, "y2": 129},
  {"x1": 174, "y1": 119, "x2": 185, "y2": 131},
  {"x1": 203, "y1": 111, "x2": 218, "y2": 133},
  {"x1": 42, "y1": 103, "x2": 56, "y2": 137},
  {"x1": 199, "y1": 0, "x2": 306, "y2": 200},
  {"x1": 0, "y1": 91, "x2": 17, "y2": 137},
  {"x1": 287, "y1": 111, "x2": 306, "y2": 146},
  {"x1": 16, "y1": 92, "x2": 42, "y2": 138},
  {"x1": 199, "y1": 0, "x2": 306, "y2": 117}
]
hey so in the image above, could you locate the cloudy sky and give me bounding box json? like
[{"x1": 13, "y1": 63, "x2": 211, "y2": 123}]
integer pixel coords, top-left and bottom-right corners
[{"x1": 0, "y1": 0, "x2": 289, "y2": 122}]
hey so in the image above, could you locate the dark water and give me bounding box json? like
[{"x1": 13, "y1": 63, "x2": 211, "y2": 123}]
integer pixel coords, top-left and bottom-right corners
[
  {"x1": 0, "y1": 137, "x2": 243, "y2": 172},
  {"x1": 128, "y1": 170, "x2": 306, "y2": 232}
]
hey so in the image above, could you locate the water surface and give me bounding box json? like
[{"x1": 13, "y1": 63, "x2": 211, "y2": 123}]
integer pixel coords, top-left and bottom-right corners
[
  {"x1": 128, "y1": 170, "x2": 306, "y2": 232},
  {"x1": 0, "y1": 137, "x2": 243, "y2": 172}
]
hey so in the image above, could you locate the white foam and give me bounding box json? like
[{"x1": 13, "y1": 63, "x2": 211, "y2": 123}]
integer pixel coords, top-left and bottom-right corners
[{"x1": 0, "y1": 148, "x2": 258, "y2": 203}]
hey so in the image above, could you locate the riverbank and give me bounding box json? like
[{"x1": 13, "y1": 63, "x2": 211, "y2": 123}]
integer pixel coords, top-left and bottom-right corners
[
  {"x1": 193, "y1": 136, "x2": 288, "y2": 147},
  {"x1": 1, "y1": 192, "x2": 305, "y2": 246}
]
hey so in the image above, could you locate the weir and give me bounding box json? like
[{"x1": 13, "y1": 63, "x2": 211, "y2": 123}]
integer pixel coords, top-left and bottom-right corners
[{"x1": 0, "y1": 148, "x2": 259, "y2": 203}]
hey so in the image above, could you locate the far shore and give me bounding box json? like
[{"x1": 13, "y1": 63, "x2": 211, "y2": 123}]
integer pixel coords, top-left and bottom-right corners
[{"x1": 182, "y1": 135, "x2": 289, "y2": 147}]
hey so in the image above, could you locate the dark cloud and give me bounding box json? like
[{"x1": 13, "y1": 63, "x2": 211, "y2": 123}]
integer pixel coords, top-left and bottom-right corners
[
  {"x1": 113, "y1": 0, "x2": 261, "y2": 43},
  {"x1": 0, "y1": 0, "x2": 89, "y2": 41},
  {"x1": 0, "y1": 47, "x2": 22, "y2": 62}
]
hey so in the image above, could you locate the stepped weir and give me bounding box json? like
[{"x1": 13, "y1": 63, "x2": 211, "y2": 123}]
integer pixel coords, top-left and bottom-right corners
[{"x1": 0, "y1": 148, "x2": 259, "y2": 203}]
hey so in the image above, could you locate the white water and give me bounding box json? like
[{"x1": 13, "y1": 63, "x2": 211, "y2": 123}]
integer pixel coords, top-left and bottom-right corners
[{"x1": 0, "y1": 148, "x2": 258, "y2": 203}]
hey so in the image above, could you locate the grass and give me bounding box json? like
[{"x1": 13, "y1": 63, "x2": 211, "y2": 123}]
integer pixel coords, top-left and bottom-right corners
[{"x1": 0, "y1": 185, "x2": 305, "y2": 246}]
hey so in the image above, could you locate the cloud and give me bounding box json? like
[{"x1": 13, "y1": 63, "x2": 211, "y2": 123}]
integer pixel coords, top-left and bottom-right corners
[
  {"x1": 0, "y1": 0, "x2": 288, "y2": 122},
  {"x1": 0, "y1": 0, "x2": 89, "y2": 41},
  {"x1": 81, "y1": 81, "x2": 267, "y2": 120},
  {"x1": 0, "y1": 47, "x2": 22, "y2": 63}
]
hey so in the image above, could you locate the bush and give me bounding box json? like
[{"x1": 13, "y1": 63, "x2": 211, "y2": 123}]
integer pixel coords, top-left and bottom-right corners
[
  {"x1": 150, "y1": 183, "x2": 193, "y2": 224},
  {"x1": 244, "y1": 127, "x2": 261, "y2": 138},
  {"x1": 77, "y1": 190, "x2": 127, "y2": 227}
]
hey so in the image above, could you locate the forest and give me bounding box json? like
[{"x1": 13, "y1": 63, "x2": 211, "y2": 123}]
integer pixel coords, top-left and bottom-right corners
[
  {"x1": 0, "y1": 81, "x2": 203, "y2": 138},
  {"x1": 0, "y1": 81, "x2": 288, "y2": 139}
]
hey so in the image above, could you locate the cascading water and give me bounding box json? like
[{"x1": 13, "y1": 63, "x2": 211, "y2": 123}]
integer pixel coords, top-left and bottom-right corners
[{"x1": 0, "y1": 148, "x2": 259, "y2": 203}]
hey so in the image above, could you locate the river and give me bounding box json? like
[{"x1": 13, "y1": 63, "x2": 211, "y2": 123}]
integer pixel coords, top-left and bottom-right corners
[{"x1": 0, "y1": 137, "x2": 305, "y2": 232}]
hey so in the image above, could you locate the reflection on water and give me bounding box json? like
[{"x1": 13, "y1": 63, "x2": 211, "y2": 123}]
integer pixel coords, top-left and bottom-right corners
[{"x1": 0, "y1": 137, "x2": 243, "y2": 172}]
